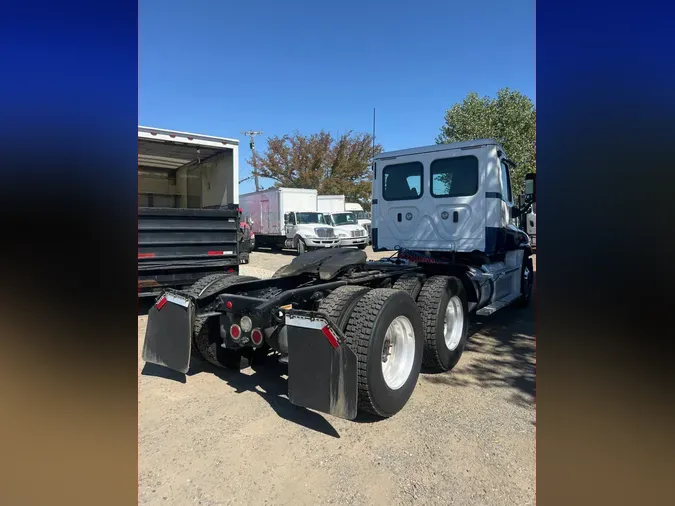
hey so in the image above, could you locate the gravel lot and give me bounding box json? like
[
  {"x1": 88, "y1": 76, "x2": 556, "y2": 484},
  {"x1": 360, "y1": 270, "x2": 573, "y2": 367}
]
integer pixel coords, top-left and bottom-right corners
[{"x1": 139, "y1": 247, "x2": 535, "y2": 506}]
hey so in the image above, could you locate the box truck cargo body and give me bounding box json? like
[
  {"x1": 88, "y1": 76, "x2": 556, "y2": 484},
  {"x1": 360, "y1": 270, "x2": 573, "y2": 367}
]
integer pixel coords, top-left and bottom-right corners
[
  {"x1": 317, "y1": 195, "x2": 346, "y2": 213},
  {"x1": 239, "y1": 188, "x2": 339, "y2": 253}
]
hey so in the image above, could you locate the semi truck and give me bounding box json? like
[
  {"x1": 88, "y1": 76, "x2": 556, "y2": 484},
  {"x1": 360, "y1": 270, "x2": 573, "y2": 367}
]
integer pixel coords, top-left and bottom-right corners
[
  {"x1": 142, "y1": 138, "x2": 535, "y2": 421},
  {"x1": 239, "y1": 188, "x2": 340, "y2": 254},
  {"x1": 138, "y1": 127, "x2": 243, "y2": 298}
]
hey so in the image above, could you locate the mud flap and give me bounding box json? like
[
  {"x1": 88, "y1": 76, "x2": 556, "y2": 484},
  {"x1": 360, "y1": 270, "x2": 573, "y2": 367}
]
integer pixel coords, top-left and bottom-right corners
[
  {"x1": 285, "y1": 311, "x2": 358, "y2": 420},
  {"x1": 142, "y1": 292, "x2": 194, "y2": 374}
]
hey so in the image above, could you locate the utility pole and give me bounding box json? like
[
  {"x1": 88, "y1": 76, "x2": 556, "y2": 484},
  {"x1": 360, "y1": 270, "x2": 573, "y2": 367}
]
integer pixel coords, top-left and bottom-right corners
[{"x1": 241, "y1": 130, "x2": 263, "y2": 191}]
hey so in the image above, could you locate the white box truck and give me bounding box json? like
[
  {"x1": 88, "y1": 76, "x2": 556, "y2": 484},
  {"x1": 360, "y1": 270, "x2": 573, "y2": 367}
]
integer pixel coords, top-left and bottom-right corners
[
  {"x1": 318, "y1": 196, "x2": 369, "y2": 249},
  {"x1": 240, "y1": 188, "x2": 340, "y2": 254}
]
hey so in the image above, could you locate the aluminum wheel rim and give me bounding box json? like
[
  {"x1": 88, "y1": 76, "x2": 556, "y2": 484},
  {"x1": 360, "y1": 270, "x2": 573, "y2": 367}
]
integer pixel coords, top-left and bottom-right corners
[
  {"x1": 443, "y1": 295, "x2": 464, "y2": 351},
  {"x1": 381, "y1": 316, "x2": 416, "y2": 390}
]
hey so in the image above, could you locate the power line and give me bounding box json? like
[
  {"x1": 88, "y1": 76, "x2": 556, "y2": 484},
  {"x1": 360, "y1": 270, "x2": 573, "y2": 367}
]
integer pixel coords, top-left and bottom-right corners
[{"x1": 241, "y1": 130, "x2": 263, "y2": 192}]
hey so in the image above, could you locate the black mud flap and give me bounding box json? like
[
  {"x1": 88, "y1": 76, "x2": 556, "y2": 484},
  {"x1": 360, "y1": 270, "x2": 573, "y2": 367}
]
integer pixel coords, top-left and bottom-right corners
[
  {"x1": 285, "y1": 310, "x2": 358, "y2": 420},
  {"x1": 142, "y1": 292, "x2": 194, "y2": 374}
]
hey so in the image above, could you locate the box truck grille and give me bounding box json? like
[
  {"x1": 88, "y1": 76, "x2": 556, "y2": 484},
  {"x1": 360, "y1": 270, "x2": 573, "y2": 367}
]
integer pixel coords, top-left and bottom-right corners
[
  {"x1": 351, "y1": 229, "x2": 365, "y2": 238},
  {"x1": 314, "y1": 227, "x2": 335, "y2": 238}
]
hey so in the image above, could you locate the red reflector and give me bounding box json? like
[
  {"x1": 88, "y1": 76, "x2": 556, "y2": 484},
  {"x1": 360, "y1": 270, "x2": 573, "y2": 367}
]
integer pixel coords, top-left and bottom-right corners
[
  {"x1": 225, "y1": 301, "x2": 233, "y2": 309},
  {"x1": 138, "y1": 253, "x2": 156, "y2": 258},
  {"x1": 251, "y1": 329, "x2": 263, "y2": 346},
  {"x1": 321, "y1": 326, "x2": 339, "y2": 349},
  {"x1": 207, "y1": 251, "x2": 224, "y2": 256},
  {"x1": 230, "y1": 324, "x2": 241, "y2": 339},
  {"x1": 156, "y1": 296, "x2": 167, "y2": 310},
  {"x1": 227, "y1": 268, "x2": 235, "y2": 273},
  {"x1": 237, "y1": 207, "x2": 243, "y2": 213}
]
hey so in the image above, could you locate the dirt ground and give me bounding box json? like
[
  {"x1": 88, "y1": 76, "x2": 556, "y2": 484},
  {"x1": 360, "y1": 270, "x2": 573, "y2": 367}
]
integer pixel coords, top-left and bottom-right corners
[{"x1": 139, "y1": 247, "x2": 535, "y2": 506}]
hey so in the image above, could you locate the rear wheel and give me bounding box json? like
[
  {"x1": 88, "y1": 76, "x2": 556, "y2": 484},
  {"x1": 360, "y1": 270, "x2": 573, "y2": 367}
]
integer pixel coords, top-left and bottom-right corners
[
  {"x1": 317, "y1": 285, "x2": 371, "y2": 331},
  {"x1": 417, "y1": 275, "x2": 469, "y2": 373},
  {"x1": 343, "y1": 289, "x2": 423, "y2": 417},
  {"x1": 392, "y1": 273, "x2": 427, "y2": 300},
  {"x1": 186, "y1": 274, "x2": 258, "y2": 368}
]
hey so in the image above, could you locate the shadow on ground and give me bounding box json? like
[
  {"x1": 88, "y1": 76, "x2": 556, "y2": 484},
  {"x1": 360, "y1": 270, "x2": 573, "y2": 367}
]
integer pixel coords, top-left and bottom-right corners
[
  {"x1": 143, "y1": 351, "x2": 341, "y2": 438},
  {"x1": 423, "y1": 274, "x2": 536, "y2": 406}
]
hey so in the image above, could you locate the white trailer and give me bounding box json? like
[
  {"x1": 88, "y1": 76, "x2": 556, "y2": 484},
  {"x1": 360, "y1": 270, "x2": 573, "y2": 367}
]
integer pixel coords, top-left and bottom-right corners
[{"x1": 239, "y1": 187, "x2": 340, "y2": 254}]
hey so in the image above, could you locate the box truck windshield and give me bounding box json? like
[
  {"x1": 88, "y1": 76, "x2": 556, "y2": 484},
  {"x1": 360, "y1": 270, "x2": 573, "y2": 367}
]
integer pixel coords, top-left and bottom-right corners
[
  {"x1": 296, "y1": 212, "x2": 327, "y2": 224},
  {"x1": 331, "y1": 212, "x2": 357, "y2": 225}
]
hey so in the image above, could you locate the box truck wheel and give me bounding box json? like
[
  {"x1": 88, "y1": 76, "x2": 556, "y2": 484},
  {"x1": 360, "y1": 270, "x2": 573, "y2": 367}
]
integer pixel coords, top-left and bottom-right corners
[
  {"x1": 343, "y1": 289, "x2": 424, "y2": 418},
  {"x1": 186, "y1": 274, "x2": 257, "y2": 368},
  {"x1": 295, "y1": 236, "x2": 307, "y2": 255},
  {"x1": 357, "y1": 244, "x2": 367, "y2": 250},
  {"x1": 416, "y1": 275, "x2": 469, "y2": 373}
]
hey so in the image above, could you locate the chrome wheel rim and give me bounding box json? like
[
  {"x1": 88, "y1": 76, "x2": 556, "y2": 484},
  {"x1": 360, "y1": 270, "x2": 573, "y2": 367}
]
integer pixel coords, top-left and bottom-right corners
[
  {"x1": 443, "y1": 296, "x2": 464, "y2": 351},
  {"x1": 381, "y1": 316, "x2": 416, "y2": 390}
]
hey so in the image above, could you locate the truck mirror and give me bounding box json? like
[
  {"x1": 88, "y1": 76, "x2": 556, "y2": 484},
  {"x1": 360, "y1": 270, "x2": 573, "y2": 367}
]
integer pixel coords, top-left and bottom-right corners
[{"x1": 524, "y1": 173, "x2": 536, "y2": 203}]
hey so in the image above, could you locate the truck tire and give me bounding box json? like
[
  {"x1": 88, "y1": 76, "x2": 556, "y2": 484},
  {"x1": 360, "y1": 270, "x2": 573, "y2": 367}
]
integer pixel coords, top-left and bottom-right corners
[
  {"x1": 343, "y1": 289, "x2": 424, "y2": 417},
  {"x1": 187, "y1": 274, "x2": 257, "y2": 368},
  {"x1": 392, "y1": 274, "x2": 427, "y2": 300},
  {"x1": 317, "y1": 285, "x2": 371, "y2": 331},
  {"x1": 515, "y1": 255, "x2": 534, "y2": 308},
  {"x1": 295, "y1": 236, "x2": 307, "y2": 255},
  {"x1": 416, "y1": 275, "x2": 469, "y2": 373},
  {"x1": 357, "y1": 244, "x2": 367, "y2": 250}
]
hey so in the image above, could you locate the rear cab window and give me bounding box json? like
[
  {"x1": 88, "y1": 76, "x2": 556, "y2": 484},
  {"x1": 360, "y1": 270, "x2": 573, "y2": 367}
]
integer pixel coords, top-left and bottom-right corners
[
  {"x1": 382, "y1": 162, "x2": 423, "y2": 201},
  {"x1": 430, "y1": 155, "x2": 479, "y2": 197}
]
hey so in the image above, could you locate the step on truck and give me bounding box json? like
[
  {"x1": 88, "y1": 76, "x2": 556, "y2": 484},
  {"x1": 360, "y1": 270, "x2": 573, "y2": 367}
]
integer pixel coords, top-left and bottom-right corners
[{"x1": 142, "y1": 138, "x2": 535, "y2": 421}]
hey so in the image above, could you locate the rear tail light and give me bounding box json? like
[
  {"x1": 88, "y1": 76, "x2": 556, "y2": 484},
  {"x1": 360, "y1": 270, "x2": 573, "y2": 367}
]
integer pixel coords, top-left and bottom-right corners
[
  {"x1": 138, "y1": 253, "x2": 156, "y2": 258},
  {"x1": 229, "y1": 324, "x2": 241, "y2": 340},
  {"x1": 251, "y1": 328, "x2": 263, "y2": 346},
  {"x1": 240, "y1": 316, "x2": 253, "y2": 333}
]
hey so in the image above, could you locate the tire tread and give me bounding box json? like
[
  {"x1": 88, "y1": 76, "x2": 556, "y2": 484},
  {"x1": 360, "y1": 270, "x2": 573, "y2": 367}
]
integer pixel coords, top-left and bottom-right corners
[
  {"x1": 416, "y1": 275, "x2": 451, "y2": 371},
  {"x1": 344, "y1": 288, "x2": 400, "y2": 416}
]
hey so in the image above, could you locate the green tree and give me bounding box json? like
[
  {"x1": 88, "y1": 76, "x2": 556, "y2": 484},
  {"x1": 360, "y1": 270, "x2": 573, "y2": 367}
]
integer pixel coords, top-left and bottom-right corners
[
  {"x1": 250, "y1": 130, "x2": 382, "y2": 209},
  {"x1": 436, "y1": 88, "x2": 536, "y2": 196}
]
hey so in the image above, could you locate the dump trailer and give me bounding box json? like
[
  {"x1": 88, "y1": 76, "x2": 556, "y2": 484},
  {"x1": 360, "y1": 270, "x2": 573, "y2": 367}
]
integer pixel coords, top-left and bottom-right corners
[
  {"x1": 137, "y1": 126, "x2": 243, "y2": 297},
  {"x1": 142, "y1": 139, "x2": 535, "y2": 421}
]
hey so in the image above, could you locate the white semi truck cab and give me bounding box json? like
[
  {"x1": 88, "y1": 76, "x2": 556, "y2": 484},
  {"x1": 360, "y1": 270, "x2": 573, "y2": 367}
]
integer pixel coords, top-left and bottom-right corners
[{"x1": 323, "y1": 211, "x2": 369, "y2": 249}]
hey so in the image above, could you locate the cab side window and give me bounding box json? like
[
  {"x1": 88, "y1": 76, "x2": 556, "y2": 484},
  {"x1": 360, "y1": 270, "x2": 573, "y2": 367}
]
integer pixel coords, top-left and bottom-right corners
[
  {"x1": 288, "y1": 213, "x2": 296, "y2": 225},
  {"x1": 500, "y1": 160, "x2": 513, "y2": 204}
]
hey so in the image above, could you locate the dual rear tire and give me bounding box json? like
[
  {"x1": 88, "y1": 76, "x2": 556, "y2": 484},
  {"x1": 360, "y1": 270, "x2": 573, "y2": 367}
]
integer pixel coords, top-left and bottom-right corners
[{"x1": 318, "y1": 286, "x2": 424, "y2": 417}]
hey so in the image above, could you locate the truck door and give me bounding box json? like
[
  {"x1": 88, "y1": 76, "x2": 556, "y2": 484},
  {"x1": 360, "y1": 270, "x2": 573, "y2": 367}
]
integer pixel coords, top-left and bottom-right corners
[{"x1": 285, "y1": 212, "x2": 297, "y2": 238}]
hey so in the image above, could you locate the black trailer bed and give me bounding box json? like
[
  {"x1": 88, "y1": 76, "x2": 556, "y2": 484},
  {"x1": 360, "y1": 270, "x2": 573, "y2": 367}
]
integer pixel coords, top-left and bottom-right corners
[{"x1": 138, "y1": 206, "x2": 241, "y2": 297}]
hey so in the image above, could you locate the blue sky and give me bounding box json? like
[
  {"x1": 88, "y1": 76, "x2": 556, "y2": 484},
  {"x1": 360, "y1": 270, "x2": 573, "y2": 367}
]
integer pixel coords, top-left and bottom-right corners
[{"x1": 139, "y1": 0, "x2": 535, "y2": 194}]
